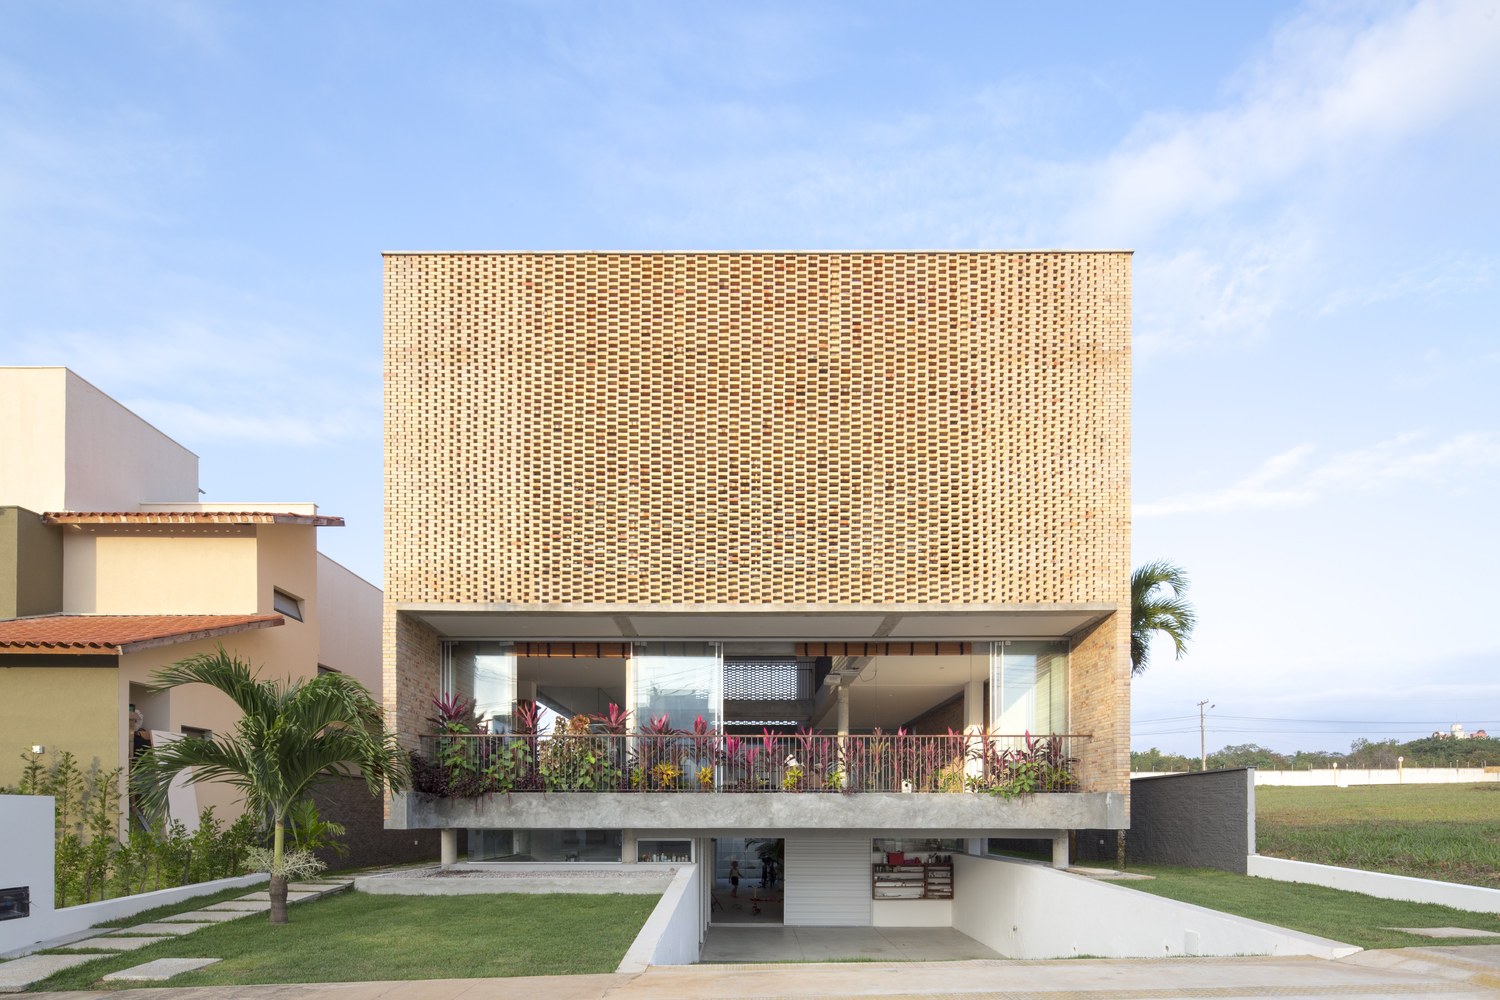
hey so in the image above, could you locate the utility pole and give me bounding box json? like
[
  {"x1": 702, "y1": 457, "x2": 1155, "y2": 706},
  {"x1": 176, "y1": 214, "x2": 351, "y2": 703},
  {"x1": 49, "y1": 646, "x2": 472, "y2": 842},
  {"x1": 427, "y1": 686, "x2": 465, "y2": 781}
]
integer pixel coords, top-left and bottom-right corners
[{"x1": 1198, "y1": 699, "x2": 1214, "y2": 771}]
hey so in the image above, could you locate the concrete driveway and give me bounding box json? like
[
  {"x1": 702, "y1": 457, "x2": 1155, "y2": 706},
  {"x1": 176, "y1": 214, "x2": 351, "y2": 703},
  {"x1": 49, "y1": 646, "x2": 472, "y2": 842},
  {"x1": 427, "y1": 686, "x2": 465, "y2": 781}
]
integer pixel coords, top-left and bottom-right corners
[{"x1": 39, "y1": 946, "x2": 1500, "y2": 999}]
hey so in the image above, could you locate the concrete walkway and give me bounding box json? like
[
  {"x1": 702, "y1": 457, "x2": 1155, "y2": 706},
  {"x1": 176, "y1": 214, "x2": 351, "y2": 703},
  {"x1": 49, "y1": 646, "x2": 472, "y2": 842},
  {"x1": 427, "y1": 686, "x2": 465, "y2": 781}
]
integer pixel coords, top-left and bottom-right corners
[
  {"x1": 701, "y1": 925, "x2": 1000, "y2": 962},
  {"x1": 36, "y1": 947, "x2": 1500, "y2": 999}
]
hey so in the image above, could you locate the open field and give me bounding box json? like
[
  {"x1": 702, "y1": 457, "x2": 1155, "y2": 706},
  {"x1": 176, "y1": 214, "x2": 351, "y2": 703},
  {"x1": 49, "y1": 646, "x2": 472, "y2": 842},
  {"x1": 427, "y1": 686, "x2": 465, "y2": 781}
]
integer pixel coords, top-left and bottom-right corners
[
  {"x1": 29, "y1": 891, "x2": 658, "y2": 991},
  {"x1": 1256, "y1": 783, "x2": 1500, "y2": 889},
  {"x1": 1116, "y1": 865, "x2": 1500, "y2": 949}
]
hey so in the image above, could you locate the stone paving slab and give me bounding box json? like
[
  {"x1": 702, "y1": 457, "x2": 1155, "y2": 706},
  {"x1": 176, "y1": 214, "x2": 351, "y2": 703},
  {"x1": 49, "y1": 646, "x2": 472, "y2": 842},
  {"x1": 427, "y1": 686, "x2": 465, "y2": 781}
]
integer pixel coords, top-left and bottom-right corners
[
  {"x1": 161, "y1": 908, "x2": 254, "y2": 922},
  {"x1": 1388, "y1": 926, "x2": 1500, "y2": 939},
  {"x1": 111, "y1": 922, "x2": 215, "y2": 936},
  {"x1": 55, "y1": 935, "x2": 169, "y2": 952},
  {"x1": 103, "y1": 957, "x2": 222, "y2": 981},
  {"x1": 0, "y1": 953, "x2": 100, "y2": 993},
  {"x1": 205, "y1": 900, "x2": 272, "y2": 911},
  {"x1": 236, "y1": 890, "x2": 319, "y2": 902}
]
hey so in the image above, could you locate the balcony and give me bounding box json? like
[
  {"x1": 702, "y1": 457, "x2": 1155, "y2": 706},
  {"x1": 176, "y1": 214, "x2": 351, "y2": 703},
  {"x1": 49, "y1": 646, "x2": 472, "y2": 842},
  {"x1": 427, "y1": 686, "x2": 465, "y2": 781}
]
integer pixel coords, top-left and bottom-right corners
[{"x1": 392, "y1": 730, "x2": 1124, "y2": 833}]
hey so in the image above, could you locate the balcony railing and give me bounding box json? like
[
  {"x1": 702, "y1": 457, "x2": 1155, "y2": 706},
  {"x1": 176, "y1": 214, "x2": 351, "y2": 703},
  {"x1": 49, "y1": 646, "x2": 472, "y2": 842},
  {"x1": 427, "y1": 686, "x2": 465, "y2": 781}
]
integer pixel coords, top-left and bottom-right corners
[{"x1": 413, "y1": 731, "x2": 1086, "y2": 798}]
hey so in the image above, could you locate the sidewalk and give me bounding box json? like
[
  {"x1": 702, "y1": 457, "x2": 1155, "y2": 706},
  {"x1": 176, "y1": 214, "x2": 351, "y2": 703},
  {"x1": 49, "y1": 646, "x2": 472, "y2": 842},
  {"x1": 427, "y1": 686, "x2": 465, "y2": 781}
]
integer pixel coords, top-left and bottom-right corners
[{"x1": 37, "y1": 947, "x2": 1500, "y2": 1000}]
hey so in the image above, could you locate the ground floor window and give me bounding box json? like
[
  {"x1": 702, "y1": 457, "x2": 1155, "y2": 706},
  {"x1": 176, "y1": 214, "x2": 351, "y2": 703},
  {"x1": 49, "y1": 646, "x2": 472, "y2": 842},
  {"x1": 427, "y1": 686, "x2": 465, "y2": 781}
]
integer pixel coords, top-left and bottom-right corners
[{"x1": 467, "y1": 829, "x2": 622, "y2": 862}]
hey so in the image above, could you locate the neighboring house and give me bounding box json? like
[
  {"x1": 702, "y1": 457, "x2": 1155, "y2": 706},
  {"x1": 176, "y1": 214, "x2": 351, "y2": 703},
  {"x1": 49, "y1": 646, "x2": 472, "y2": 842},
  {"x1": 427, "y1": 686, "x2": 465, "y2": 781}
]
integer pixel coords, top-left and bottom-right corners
[
  {"x1": 0, "y1": 367, "x2": 377, "y2": 831},
  {"x1": 384, "y1": 252, "x2": 1132, "y2": 929}
]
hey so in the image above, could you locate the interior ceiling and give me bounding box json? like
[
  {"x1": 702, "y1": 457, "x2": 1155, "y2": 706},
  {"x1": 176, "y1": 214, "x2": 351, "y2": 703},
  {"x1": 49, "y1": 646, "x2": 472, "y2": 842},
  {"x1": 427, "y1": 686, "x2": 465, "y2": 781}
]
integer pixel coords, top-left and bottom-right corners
[{"x1": 410, "y1": 606, "x2": 1111, "y2": 641}]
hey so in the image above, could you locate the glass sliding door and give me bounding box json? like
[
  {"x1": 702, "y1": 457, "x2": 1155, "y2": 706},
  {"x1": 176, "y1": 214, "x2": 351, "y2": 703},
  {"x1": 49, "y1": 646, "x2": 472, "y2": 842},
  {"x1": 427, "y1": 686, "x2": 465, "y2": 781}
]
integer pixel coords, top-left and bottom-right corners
[
  {"x1": 990, "y1": 640, "x2": 1068, "y2": 734},
  {"x1": 630, "y1": 642, "x2": 723, "y2": 730},
  {"x1": 442, "y1": 641, "x2": 518, "y2": 733}
]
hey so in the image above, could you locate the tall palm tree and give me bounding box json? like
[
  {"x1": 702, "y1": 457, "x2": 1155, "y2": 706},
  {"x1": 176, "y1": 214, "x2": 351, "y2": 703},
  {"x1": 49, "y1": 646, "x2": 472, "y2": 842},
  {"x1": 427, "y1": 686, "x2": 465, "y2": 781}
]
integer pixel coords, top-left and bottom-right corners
[
  {"x1": 1131, "y1": 560, "x2": 1197, "y2": 676},
  {"x1": 132, "y1": 648, "x2": 408, "y2": 923}
]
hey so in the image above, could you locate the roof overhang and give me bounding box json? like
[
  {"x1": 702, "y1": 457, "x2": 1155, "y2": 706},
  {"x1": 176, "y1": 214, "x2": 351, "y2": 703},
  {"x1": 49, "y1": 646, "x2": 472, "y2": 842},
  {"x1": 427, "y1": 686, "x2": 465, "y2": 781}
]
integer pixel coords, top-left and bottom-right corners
[
  {"x1": 399, "y1": 603, "x2": 1116, "y2": 642},
  {"x1": 42, "y1": 511, "x2": 344, "y2": 527},
  {"x1": 0, "y1": 614, "x2": 285, "y2": 655}
]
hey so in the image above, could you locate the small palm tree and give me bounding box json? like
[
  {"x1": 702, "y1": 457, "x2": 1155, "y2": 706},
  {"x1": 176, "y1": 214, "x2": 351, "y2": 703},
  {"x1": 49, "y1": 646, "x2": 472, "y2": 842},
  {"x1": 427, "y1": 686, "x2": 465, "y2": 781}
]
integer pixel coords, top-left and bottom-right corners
[
  {"x1": 132, "y1": 648, "x2": 408, "y2": 923},
  {"x1": 1131, "y1": 560, "x2": 1196, "y2": 676}
]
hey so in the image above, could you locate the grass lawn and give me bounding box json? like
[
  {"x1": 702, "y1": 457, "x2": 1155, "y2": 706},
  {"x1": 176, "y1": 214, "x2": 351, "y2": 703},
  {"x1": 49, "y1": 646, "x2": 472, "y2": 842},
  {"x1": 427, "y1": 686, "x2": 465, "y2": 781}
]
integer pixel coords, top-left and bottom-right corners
[
  {"x1": 1115, "y1": 864, "x2": 1500, "y2": 950},
  {"x1": 1257, "y1": 783, "x2": 1500, "y2": 889},
  {"x1": 31, "y1": 891, "x2": 659, "y2": 991}
]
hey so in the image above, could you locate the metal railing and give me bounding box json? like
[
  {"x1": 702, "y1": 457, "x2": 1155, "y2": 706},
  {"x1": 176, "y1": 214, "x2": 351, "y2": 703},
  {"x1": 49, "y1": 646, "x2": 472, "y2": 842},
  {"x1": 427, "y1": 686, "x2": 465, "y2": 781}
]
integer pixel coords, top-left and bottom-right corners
[{"x1": 415, "y1": 731, "x2": 1087, "y2": 796}]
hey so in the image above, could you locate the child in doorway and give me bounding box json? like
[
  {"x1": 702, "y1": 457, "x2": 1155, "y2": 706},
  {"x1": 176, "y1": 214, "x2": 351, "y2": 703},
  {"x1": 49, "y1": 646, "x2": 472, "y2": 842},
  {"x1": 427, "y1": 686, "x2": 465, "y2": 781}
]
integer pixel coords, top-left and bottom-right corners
[{"x1": 728, "y1": 859, "x2": 741, "y2": 897}]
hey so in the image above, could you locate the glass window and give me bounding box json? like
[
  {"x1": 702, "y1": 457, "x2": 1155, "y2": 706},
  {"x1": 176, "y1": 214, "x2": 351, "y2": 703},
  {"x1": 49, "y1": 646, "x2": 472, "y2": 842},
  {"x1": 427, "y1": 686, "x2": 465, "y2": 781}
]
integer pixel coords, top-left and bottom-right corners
[
  {"x1": 990, "y1": 640, "x2": 1068, "y2": 734},
  {"x1": 636, "y1": 840, "x2": 692, "y2": 862},
  {"x1": 631, "y1": 642, "x2": 722, "y2": 731},
  {"x1": 443, "y1": 641, "x2": 518, "y2": 733},
  {"x1": 467, "y1": 829, "x2": 622, "y2": 862}
]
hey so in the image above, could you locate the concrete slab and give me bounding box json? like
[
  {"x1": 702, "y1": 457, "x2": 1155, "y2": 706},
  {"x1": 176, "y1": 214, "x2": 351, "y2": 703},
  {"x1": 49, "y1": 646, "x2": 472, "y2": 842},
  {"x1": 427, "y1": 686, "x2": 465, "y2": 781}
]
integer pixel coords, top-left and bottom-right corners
[
  {"x1": 54, "y1": 935, "x2": 169, "y2": 952},
  {"x1": 110, "y1": 922, "x2": 215, "y2": 936},
  {"x1": 162, "y1": 908, "x2": 255, "y2": 922},
  {"x1": 205, "y1": 900, "x2": 272, "y2": 911},
  {"x1": 0, "y1": 953, "x2": 100, "y2": 993},
  {"x1": 102, "y1": 957, "x2": 222, "y2": 981},
  {"x1": 235, "y1": 890, "x2": 319, "y2": 902},
  {"x1": 1388, "y1": 926, "x2": 1500, "y2": 939},
  {"x1": 699, "y1": 925, "x2": 1001, "y2": 963}
]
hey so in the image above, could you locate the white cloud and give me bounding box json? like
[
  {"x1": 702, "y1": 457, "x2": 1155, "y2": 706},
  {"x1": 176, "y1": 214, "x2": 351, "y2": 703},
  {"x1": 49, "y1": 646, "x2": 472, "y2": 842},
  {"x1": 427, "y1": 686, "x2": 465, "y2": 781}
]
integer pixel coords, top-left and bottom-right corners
[
  {"x1": 1067, "y1": 0, "x2": 1500, "y2": 242},
  {"x1": 1136, "y1": 431, "x2": 1500, "y2": 516}
]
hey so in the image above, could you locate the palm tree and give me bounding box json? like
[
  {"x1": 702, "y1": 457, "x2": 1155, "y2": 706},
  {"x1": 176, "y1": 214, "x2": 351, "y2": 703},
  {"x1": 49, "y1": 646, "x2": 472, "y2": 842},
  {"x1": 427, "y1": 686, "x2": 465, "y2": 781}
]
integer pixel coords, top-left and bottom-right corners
[
  {"x1": 132, "y1": 648, "x2": 408, "y2": 923},
  {"x1": 1131, "y1": 560, "x2": 1196, "y2": 676}
]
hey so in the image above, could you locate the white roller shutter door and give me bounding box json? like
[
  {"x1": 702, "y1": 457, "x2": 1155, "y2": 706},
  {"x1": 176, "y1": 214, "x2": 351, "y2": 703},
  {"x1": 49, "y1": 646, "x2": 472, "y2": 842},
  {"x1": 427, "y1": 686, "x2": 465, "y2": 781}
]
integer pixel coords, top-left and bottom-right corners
[{"x1": 783, "y1": 834, "x2": 871, "y2": 926}]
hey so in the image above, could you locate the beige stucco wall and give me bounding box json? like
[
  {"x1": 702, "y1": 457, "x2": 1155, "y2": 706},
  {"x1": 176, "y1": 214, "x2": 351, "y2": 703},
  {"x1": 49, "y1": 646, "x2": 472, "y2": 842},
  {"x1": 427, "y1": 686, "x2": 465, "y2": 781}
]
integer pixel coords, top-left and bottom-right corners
[
  {"x1": 317, "y1": 552, "x2": 383, "y2": 695},
  {"x1": 0, "y1": 367, "x2": 199, "y2": 513},
  {"x1": 0, "y1": 368, "x2": 69, "y2": 512},
  {"x1": 0, "y1": 660, "x2": 118, "y2": 791},
  {"x1": 62, "y1": 529, "x2": 259, "y2": 614}
]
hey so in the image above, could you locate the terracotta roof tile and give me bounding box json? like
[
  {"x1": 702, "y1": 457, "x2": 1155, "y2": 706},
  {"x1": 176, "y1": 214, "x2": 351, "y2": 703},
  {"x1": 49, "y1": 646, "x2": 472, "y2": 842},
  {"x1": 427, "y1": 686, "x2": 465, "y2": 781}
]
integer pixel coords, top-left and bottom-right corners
[
  {"x1": 42, "y1": 511, "x2": 344, "y2": 527},
  {"x1": 0, "y1": 614, "x2": 284, "y2": 654}
]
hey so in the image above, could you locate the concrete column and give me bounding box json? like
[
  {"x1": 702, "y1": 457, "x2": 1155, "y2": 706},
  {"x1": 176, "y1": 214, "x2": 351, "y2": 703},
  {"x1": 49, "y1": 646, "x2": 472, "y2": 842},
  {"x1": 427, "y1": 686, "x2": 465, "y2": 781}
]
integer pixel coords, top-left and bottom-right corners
[
  {"x1": 1051, "y1": 833, "x2": 1069, "y2": 870},
  {"x1": 836, "y1": 685, "x2": 850, "y2": 736},
  {"x1": 963, "y1": 678, "x2": 986, "y2": 788},
  {"x1": 440, "y1": 828, "x2": 459, "y2": 866},
  {"x1": 963, "y1": 679, "x2": 985, "y2": 731},
  {"x1": 622, "y1": 829, "x2": 637, "y2": 863}
]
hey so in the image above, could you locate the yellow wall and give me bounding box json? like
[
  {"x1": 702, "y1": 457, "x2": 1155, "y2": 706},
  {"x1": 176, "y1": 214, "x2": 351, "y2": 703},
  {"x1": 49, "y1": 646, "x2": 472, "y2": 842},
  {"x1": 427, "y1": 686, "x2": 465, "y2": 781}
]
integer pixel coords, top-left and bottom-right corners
[
  {"x1": 63, "y1": 529, "x2": 259, "y2": 614},
  {"x1": 0, "y1": 662, "x2": 118, "y2": 791}
]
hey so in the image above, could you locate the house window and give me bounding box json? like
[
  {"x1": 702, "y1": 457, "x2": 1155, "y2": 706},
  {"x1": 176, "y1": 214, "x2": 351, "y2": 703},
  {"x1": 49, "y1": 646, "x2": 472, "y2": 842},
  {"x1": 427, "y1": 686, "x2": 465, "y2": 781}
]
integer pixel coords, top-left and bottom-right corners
[
  {"x1": 990, "y1": 641, "x2": 1068, "y2": 734},
  {"x1": 273, "y1": 589, "x2": 304, "y2": 621},
  {"x1": 181, "y1": 726, "x2": 212, "y2": 740}
]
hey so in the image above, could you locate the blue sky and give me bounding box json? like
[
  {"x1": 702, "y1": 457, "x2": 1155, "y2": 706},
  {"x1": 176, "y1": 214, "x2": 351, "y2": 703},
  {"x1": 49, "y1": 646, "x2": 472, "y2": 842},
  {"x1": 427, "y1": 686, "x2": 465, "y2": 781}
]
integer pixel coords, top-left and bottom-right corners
[{"x1": 2, "y1": 1, "x2": 1496, "y2": 755}]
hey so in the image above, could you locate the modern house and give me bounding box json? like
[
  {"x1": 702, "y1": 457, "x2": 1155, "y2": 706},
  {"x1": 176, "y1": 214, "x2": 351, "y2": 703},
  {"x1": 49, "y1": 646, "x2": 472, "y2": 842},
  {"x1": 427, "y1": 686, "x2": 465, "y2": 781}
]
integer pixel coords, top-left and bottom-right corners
[
  {"x1": 0, "y1": 367, "x2": 380, "y2": 829},
  {"x1": 383, "y1": 251, "x2": 1131, "y2": 929}
]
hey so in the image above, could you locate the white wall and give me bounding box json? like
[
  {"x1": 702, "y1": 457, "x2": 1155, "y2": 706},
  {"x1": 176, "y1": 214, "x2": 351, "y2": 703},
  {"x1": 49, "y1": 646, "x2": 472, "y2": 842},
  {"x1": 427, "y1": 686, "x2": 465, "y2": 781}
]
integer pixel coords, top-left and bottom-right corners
[
  {"x1": 62, "y1": 370, "x2": 199, "y2": 509},
  {"x1": 873, "y1": 898, "x2": 951, "y2": 927},
  {"x1": 950, "y1": 854, "x2": 1358, "y2": 960},
  {"x1": 1252, "y1": 768, "x2": 1498, "y2": 786},
  {"x1": 0, "y1": 796, "x2": 55, "y2": 954},
  {"x1": 617, "y1": 864, "x2": 702, "y2": 971},
  {"x1": 1248, "y1": 855, "x2": 1500, "y2": 913},
  {"x1": 316, "y1": 552, "x2": 383, "y2": 694}
]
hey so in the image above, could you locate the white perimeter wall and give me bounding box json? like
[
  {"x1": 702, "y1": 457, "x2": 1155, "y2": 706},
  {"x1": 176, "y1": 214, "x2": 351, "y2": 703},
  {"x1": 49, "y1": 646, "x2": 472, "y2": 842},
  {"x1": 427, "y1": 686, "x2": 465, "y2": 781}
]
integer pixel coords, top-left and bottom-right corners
[
  {"x1": 951, "y1": 854, "x2": 1358, "y2": 960},
  {"x1": 1135, "y1": 769, "x2": 1499, "y2": 786},
  {"x1": 1248, "y1": 855, "x2": 1500, "y2": 913},
  {"x1": 0, "y1": 796, "x2": 54, "y2": 953},
  {"x1": 0, "y1": 794, "x2": 266, "y2": 955}
]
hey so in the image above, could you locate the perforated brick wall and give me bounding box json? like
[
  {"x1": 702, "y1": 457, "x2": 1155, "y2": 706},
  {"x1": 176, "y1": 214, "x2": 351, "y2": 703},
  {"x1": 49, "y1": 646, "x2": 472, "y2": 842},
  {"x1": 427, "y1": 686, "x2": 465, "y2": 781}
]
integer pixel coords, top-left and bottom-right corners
[{"x1": 384, "y1": 252, "x2": 1130, "y2": 608}]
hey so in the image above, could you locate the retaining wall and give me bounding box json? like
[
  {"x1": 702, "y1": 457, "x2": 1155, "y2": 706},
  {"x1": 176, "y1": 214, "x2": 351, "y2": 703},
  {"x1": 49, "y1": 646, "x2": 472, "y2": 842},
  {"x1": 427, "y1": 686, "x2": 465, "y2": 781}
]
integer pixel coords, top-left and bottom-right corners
[
  {"x1": 617, "y1": 864, "x2": 703, "y2": 971},
  {"x1": 1247, "y1": 855, "x2": 1500, "y2": 913},
  {"x1": 951, "y1": 854, "x2": 1357, "y2": 959}
]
